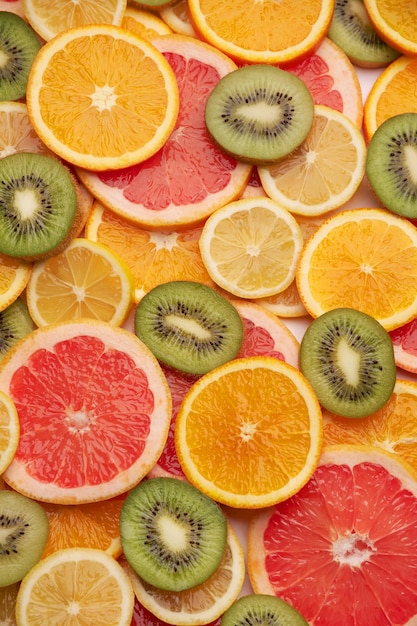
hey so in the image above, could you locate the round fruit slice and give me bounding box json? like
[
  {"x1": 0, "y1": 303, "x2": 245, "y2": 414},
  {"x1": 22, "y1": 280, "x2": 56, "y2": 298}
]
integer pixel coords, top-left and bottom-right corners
[
  {"x1": 0, "y1": 252, "x2": 31, "y2": 313},
  {"x1": 0, "y1": 319, "x2": 172, "y2": 504},
  {"x1": 175, "y1": 356, "x2": 323, "y2": 508},
  {"x1": 160, "y1": 0, "x2": 197, "y2": 37},
  {"x1": 0, "y1": 582, "x2": 19, "y2": 624},
  {"x1": 247, "y1": 445, "x2": 417, "y2": 625},
  {"x1": 221, "y1": 594, "x2": 308, "y2": 626},
  {"x1": 77, "y1": 34, "x2": 251, "y2": 229},
  {"x1": 296, "y1": 207, "x2": 417, "y2": 330},
  {"x1": 26, "y1": 24, "x2": 179, "y2": 171},
  {"x1": 0, "y1": 297, "x2": 34, "y2": 363},
  {"x1": 22, "y1": 0, "x2": 127, "y2": 41},
  {"x1": 363, "y1": 0, "x2": 417, "y2": 56},
  {"x1": 0, "y1": 101, "x2": 51, "y2": 158},
  {"x1": 0, "y1": 390, "x2": 19, "y2": 475},
  {"x1": 15, "y1": 547, "x2": 134, "y2": 626},
  {"x1": 188, "y1": 0, "x2": 334, "y2": 64},
  {"x1": 121, "y1": 523, "x2": 245, "y2": 626},
  {"x1": 390, "y1": 318, "x2": 417, "y2": 374},
  {"x1": 26, "y1": 238, "x2": 134, "y2": 327},
  {"x1": 121, "y1": 5, "x2": 173, "y2": 39},
  {"x1": 258, "y1": 105, "x2": 367, "y2": 216},
  {"x1": 120, "y1": 477, "x2": 227, "y2": 592},
  {"x1": 198, "y1": 197, "x2": 303, "y2": 299}
]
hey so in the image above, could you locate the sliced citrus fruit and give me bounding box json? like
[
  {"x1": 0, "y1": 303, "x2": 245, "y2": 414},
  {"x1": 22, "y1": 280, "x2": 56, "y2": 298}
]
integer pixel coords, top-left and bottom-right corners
[
  {"x1": 0, "y1": 0, "x2": 25, "y2": 18},
  {"x1": 121, "y1": 5, "x2": 172, "y2": 39},
  {"x1": 85, "y1": 201, "x2": 214, "y2": 302},
  {"x1": 296, "y1": 207, "x2": 417, "y2": 330},
  {"x1": 390, "y1": 317, "x2": 417, "y2": 374},
  {"x1": 248, "y1": 445, "x2": 417, "y2": 625},
  {"x1": 322, "y1": 379, "x2": 417, "y2": 476},
  {"x1": 363, "y1": 55, "x2": 417, "y2": 142},
  {"x1": 160, "y1": 0, "x2": 197, "y2": 37},
  {"x1": 26, "y1": 24, "x2": 179, "y2": 171},
  {"x1": 15, "y1": 547, "x2": 134, "y2": 626},
  {"x1": 22, "y1": 0, "x2": 127, "y2": 41},
  {"x1": 258, "y1": 105, "x2": 366, "y2": 217},
  {"x1": 121, "y1": 523, "x2": 245, "y2": 626},
  {"x1": 0, "y1": 101, "x2": 51, "y2": 158},
  {"x1": 363, "y1": 0, "x2": 417, "y2": 56},
  {"x1": 239, "y1": 168, "x2": 267, "y2": 199},
  {"x1": 0, "y1": 581, "x2": 19, "y2": 625},
  {"x1": 0, "y1": 390, "x2": 19, "y2": 475},
  {"x1": 285, "y1": 37, "x2": 363, "y2": 128},
  {"x1": 175, "y1": 356, "x2": 323, "y2": 508},
  {"x1": 0, "y1": 253, "x2": 32, "y2": 313},
  {"x1": 199, "y1": 197, "x2": 304, "y2": 299},
  {"x1": 0, "y1": 319, "x2": 172, "y2": 503},
  {"x1": 26, "y1": 238, "x2": 134, "y2": 327},
  {"x1": 40, "y1": 494, "x2": 126, "y2": 559},
  {"x1": 77, "y1": 34, "x2": 251, "y2": 229},
  {"x1": 187, "y1": 0, "x2": 334, "y2": 65}
]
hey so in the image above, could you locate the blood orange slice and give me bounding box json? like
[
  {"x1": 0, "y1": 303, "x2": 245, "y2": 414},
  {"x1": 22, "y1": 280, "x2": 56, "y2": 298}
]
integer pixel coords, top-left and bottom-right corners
[
  {"x1": 77, "y1": 34, "x2": 252, "y2": 229},
  {"x1": 0, "y1": 320, "x2": 172, "y2": 504},
  {"x1": 248, "y1": 445, "x2": 417, "y2": 625},
  {"x1": 389, "y1": 318, "x2": 417, "y2": 374}
]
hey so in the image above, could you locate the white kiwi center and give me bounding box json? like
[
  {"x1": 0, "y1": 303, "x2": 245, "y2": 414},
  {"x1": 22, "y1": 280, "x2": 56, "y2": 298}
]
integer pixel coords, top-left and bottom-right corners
[
  {"x1": 157, "y1": 514, "x2": 189, "y2": 552},
  {"x1": 336, "y1": 338, "x2": 360, "y2": 386},
  {"x1": 165, "y1": 314, "x2": 212, "y2": 340},
  {"x1": 237, "y1": 101, "x2": 282, "y2": 125},
  {"x1": 404, "y1": 144, "x2": 417, "y2": 184},
  {"x1": 13, "y1": 189, "x2": 39, "y2": 220}
]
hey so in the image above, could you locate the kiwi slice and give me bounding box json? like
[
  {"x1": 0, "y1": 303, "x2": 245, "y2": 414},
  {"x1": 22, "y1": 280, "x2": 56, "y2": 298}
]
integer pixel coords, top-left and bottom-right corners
[
  {"x1": 0, "y1": 152, "x2": 78, "y2": 259},
  {"x1": 299, "y1": 307, "x2": 396, "y2": 418},
  {"x1": 221, "y1": 594, "x2": 309, "y2": 626},
  {"x1": 134, "y1": 281, "x2": 244, "y2": 375},
  {"x1": 0, "y1": 490, "x2": 49, "y2": 587},
  {"x1": 0, "y1": 12, "x2": 41, "y2": 101},
  {"x1": 366, "y1": 113, "x2": 417, "y2": 219},
  {"x1": 0, "y1": 297, "x2": 34, "y2": 362},
  {"x1": 120, "y1": 477, "x2": 227, "y2": 592},
  {"x1": 327, "y1": 0, "x2": 400, "y2": 68},
  {"x1": 204, "y1": 64, "x2": 314, "y2": 164}
]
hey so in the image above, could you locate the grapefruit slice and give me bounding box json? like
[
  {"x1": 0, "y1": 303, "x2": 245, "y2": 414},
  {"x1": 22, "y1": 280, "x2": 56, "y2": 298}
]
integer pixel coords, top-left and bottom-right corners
[
  {"x1": 77, "y1": 34, "x2": 252, "y2": 229},
  {"x1": 248, "y1": 445, "x2": 417, "y2": 625},
  {"x1": 0, "y1": 320, "x2": 172, "y2": 504}
]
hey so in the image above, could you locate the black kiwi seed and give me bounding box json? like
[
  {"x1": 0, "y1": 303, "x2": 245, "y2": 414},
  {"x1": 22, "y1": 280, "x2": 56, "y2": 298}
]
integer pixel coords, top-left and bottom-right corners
[
  {"x1": 366, "y1": 113, "x2": 417, "y2": 219},
  {"x1": 327, "y1": 0, "x2": 400, "y2": 68},
  {"x1": 221, "y1": 594, "x2": 309, "y2": 626},
  {"x1": 0, "y1": 151, "x2": 78, "y2": 259},
  {"x1": 120, "y1": 477, "x2": 228, "y2": 592},
  {"x1": 134, "y1": 281, "x2": 244, "y2": 375},
  {"x1": 0, "y1": 297, "x2": 34, "y2": 362},
  {"x1": 204, "y1": 64, "x2": 314, "y2": 164},
  {"x1": 0, "y1": 490, "x2": 49, "y2": 587},
  {"x1": 0, "y1": 12, "x2": 41, "y2": 101},
  {"x1": 299, "y1": 307, "x2": 396, "y2": 418}
]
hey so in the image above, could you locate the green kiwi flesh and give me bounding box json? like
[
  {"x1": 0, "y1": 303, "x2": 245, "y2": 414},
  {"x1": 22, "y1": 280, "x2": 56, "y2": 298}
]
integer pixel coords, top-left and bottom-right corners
[
  {"x1": 0, "y1": 490, "x2": 49, "y2": 587},
  {"x1": 134, "y1": 281, "x2": 244, "y2": 375},
  {"x1": 299, "y1": 307, "x2": 396, "y2": 418},
  {"x1": 221, "y1": 594, "x2": 309, "y2": 626},
  {"x1": 120, "y1": 477, "x2": 227, "y2": 592},
  {"x1": 328, "y1": 0, "x2": 400, "y2": 68},
  {"x1": 0, "y1": 297, "x2": 34, "y2": 362},
  {"x1": 0, "y1": 12, "x2": 41, "y2": 101},
  {"x1": 366, "y1": 113, "x2": 417, "y2": 219},
  {"x1": 0, "y1": 152, "x2": 78, "y2": 258},
  {"x1": 204, "y1": 64, "x2": 314, "y2": 164}
]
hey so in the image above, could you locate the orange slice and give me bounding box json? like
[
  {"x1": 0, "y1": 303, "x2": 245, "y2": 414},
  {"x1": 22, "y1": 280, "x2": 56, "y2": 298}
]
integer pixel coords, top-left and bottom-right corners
[
  {"x1": 258, "y1": 105, "x2": 366, "y2": 217},
  {"x1": 121, "y1": 5, "x2": 173, "y2": 39},
  {"x1": 175, "y1": 356, "x2": 323, "y2": 508},
  {"x1": 77, "y1": 34, "x2": 251, "y2": 229},
  {"x1": 248, "y1": 445, "x2": 417, "y2": 625},
  {"x1": 0, "y1": 581, "x2": 20, "y2": 625},
  {"x1": 0, "y1": 253, "x2": 32, "y2": 313},
  {"x1": 363, "y1": 0, "x2": 417, "y2": 56},
  {"x1": 0, "y1": 391, "x2": 19, "y2": 475},
  {"x1": 187, "y1": 0, "x2": 334, "y2": 64},
  {"x1": 198, "y1": 197, "x2": 304, "y2": 299},
  {"x1": 296, "y1": 207, "x2": 417, "y2": 330},
  {"x1": 85, "y1": 201, "x2": 214, "y2": 302},
  {"x1": 121, "y1": 523, "x2": 245, "y2": 625},
  {"x1": 26, "y1": 238, "x2": 134, "y2": 327},
  {"x1": 0, "y1": 319, "x2": 172, "y2": 503},
  {"x1": 22, "y1": 0, "x2": 127, "y2": 40},
  {"x1": 160, "y1": 0, "x2": 197, "y2": 37},
  {"x1": 0, "y1": 101, "x2": 51, "y2": 158},
  {"x1": 15, "y1": 547, "x2": 134, "y2": 626},
  {"x1": 26, "y1": 24, "x2": 179, "y2": 171},
  {"x1": 363, "y1": 55, "x2": 417, "y2": 142}
]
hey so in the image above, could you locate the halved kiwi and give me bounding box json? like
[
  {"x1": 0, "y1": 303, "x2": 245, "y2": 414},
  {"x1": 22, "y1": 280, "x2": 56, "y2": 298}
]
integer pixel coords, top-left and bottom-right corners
[
  {"x1": 299, "y1": 307, "x2": 396, "y2": 418},
  {"x1": 0, "y1": 152, "x2": 78, "y2": 260},
  {"x1": 0, "y1": 490, "x2": 49, "y2": 587},
  {"x1": 204, "y1": 64, "x2": 314, "y2": 164},
  {"x1": 0, "y1": 12, "x2": 41, "y2": 101},
  {"x1": 221, "y1": 594, "x2": 309, "y2": 626},
  {"x1": 0, "y1": 297, "x2": 34, "y2": 362},
  {"x1": 134, "y1": 281, "x2": 244, "y2": 375},
  {"x1": 120, "y1": 477, "x2": 227, "y2": 592},
  {"x1": 366, "y1": 112, "x2": 417, "y2": 218}
]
